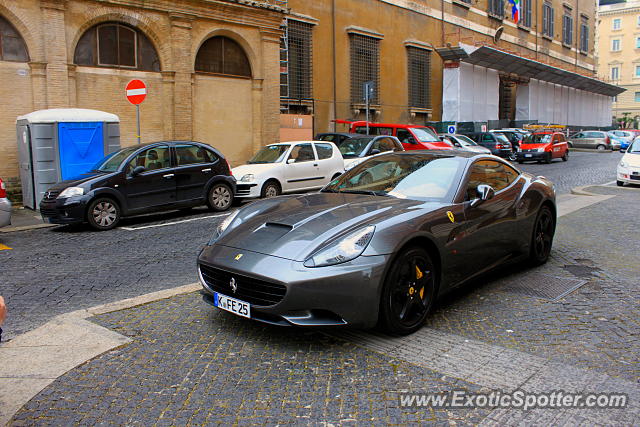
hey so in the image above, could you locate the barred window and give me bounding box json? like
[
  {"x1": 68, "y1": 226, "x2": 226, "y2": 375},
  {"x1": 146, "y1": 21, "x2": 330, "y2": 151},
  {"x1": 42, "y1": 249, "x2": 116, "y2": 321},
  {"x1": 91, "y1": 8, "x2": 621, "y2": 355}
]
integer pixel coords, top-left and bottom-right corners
[
  {"x1": 195, "y1": 36, "x2": 251, "y2": 78},
  {"x1": 562, "y1": 10, "x2": 573, "y2": 46},
  {"x1": 542, "y1": 3, "x2": 555, "y2": 38},
  {"x1": 74, "y1": 23, "x2": 159, "y2": 71},
  {"x1": 520, "y1": 0, "x2": 532, "y2": 27},
  {"x1": 283, "y1": 20, "x2": 313, "y2": 100},
  {"x1": 350, "y1": 34, "x2": 380, "y2": 104},
  {"x1": 0, "y1": 15, "x2": 29, "y2": 62},
  {"x1": 407, "y1": 47, "x2": 431, "y2": 109},
  {"x1": 580, "y1": 19, "x2": 589, "y2": 53},
  {"x1": 488, "y1": 0, "x2": 505, "y2": 19}
]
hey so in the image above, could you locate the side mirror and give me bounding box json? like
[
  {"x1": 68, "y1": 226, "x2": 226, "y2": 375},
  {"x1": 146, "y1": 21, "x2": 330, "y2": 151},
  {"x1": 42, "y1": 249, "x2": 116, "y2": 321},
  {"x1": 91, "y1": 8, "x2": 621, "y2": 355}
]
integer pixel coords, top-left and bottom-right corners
[
  {"x1": 370, "y1": 149, "x2": 381, "y2": 155},
  {"x1": 470, "y1": 184, "x2": 495, "y2": 208},
  {"x1": 131, "y1": 166, "x2": 146, "y2": 176},
  {"x1": 287, "y1": 158, "x2": 296, "y2": 164}
]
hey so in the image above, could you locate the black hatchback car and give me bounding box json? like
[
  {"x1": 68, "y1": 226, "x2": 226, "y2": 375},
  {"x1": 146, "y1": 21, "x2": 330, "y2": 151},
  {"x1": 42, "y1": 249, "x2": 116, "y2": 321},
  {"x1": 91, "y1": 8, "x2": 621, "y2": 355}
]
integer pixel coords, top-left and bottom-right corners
[
  {"x1": 464, "y1": 132, "x2": 514, "y2": 159},
  {"x1": 40, "y1": 141, "x2": 236, "y2": 230}
]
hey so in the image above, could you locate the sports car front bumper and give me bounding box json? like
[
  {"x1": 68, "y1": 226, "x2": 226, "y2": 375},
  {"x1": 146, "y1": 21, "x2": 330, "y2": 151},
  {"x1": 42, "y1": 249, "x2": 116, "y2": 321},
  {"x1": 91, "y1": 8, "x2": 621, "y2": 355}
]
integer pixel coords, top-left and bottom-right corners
[{"x1": 198, "y1": 243, "x2": 390, "y2": 328}]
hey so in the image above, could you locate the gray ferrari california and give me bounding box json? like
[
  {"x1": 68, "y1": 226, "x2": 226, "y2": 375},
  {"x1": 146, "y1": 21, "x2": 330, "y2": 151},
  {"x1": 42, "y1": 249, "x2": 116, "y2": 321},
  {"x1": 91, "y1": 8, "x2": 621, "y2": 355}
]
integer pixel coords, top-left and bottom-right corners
[{"x1": 198, "y1": 151, "x2": 556, "y2": 334}]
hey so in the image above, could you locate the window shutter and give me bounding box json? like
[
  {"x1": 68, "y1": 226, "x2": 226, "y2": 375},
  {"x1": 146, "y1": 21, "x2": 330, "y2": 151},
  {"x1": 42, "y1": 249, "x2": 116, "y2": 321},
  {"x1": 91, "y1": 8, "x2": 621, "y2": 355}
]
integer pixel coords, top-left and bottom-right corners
[
  {"x1": 550, "y1": 7, "x2": 555, "y2": 37},
  {"x1": 543, "y1": 6, "x2": 548, "y2": 35}
]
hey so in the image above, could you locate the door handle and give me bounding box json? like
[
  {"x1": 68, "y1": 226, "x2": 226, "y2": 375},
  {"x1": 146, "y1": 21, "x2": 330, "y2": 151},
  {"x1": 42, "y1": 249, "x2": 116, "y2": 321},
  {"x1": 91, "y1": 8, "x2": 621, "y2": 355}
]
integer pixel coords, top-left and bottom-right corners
[
  {"x1": 201, "y1": 168, "x2": 212, "y2": 173},
  {"x1": 313, "y1": 163, "x2": 318, "y2": 167},
  {"x1": 163, "y1": 173, "x2": 175, "y2": 179}
]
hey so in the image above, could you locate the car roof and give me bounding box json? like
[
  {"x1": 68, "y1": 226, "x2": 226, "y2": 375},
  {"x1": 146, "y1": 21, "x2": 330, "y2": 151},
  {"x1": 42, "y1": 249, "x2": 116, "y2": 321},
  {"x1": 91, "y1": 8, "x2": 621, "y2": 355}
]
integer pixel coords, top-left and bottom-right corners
[{"x1": 316, "y1": 132, "x2": 361, "y2": 138}]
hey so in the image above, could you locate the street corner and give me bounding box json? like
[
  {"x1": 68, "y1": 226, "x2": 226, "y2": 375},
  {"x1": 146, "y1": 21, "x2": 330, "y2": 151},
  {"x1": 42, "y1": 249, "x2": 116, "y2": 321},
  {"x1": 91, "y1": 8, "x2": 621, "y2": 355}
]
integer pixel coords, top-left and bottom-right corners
[{"x1": 10, "y1": 292, "x2": 492, "y2": 426}]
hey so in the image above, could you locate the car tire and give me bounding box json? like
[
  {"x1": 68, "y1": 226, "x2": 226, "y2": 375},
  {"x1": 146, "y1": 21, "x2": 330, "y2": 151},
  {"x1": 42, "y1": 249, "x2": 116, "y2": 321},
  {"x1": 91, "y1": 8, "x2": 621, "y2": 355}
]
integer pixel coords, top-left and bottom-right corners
[
  {"x1": 528, "y1": 205, "x2": 555, "y2": 266},
  {"x1": 261, "y1": 180, "x2": 281, "y2": 198},
  {"x1": 86, "y1": 197, "x2": 121, "y2": 231},
  {"x1": 562, "y1": 151, "x2": 568, "y2": 162},
  {"x1": 508, "y1": 153, "x2": 517, "y2": 162},
  {"x1": 568, "y1": 142, "x2": 573, "y2": 148},
  {"x1": 379, "y1": 246, "x2": 436, "y2": 335},
  {"x1": 544, "y1": 153, "x2": 552, "y2": 164},
  {"x1": 617, "y1": 180, "x2": 624, "y2": 187},
  {"x1": 207, "y1": 183, "x2": 233, "y2": 212},
  {"x1": 517, "y1": 160, "x2": 524, "y2": 164},
  {"x1": 596, "y1": 145, "x2": 606, "y2": 151}
]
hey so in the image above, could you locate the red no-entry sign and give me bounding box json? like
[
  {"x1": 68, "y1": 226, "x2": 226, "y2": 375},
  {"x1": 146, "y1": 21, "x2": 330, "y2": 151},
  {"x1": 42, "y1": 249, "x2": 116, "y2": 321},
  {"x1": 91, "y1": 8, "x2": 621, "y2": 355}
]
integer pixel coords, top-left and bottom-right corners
[{"x1": 126, "y1": 79, "x2": 147, "y2": 105}]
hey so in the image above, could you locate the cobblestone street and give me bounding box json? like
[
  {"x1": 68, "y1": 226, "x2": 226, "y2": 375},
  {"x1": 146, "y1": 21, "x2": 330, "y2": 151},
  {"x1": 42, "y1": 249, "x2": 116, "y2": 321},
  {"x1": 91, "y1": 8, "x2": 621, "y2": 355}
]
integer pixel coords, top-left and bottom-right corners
[{"x1": 2, "y1": 152, "x2": 639, "y2": 425}]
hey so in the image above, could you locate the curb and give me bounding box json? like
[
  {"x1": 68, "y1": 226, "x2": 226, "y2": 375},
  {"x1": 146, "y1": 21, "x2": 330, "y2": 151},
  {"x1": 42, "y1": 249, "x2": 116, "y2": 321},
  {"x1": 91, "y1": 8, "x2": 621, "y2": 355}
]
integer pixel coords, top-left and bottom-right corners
[
  {"x1": 0, "y1": 282, "x2": 200, "y2": 426},
  {"x1": 0, "y1": 223, "x2": 55, "y2": 234},
  {"x1": 568, "y1": 148, "x2": 614, "y2": 154},
  {"x1": 570, "y1": 185, "x2": 601, "y2": 196}
]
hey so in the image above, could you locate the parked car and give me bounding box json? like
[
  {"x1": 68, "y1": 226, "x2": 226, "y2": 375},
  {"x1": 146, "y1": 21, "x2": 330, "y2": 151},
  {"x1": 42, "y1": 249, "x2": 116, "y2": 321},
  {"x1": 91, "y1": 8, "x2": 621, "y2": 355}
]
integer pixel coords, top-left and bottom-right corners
[
  {"x1": 39, "y1": 141, "x2": 235, "y2": 231},
  {"x1": 233, "y1": 141, "x2": 344, "y2": 200},
  {"x1": 0, "y1": 178, "x2": 11, "y2": 228},
  {"x1": 332, "y1": 135, "x2": 404, "y2": 171},
  {"x1": 619, "y1": 134, "x2": 635, "y2": 152},
  {"x1": 198, "y1": 151, "x2": 556, "y2": 334},
  {"x1": 438, "y1": 134, "x2": 492, "y2": 154},
  {"x1": 617, "y1": 138, "x2": 640, "y2": 186},
  {"x1": 609, "y1": 130, "x2": 635, "y2": 144},
  {"x1": 315, "y1": 132, "x2": 361, "y2": 146},
  {"x1": 517, "y1": 132, "x2": 569, "y2": 164},
  {"x1": 464, "y1": 132, "x2": 514, "y2": 159},
  {"x1": 335, "y1": 120, "x2": 452, "y2": 151},
  {"x1": 490, "y1": 129, "x2": 525, "y2": 150},
  {"x1": 567, "y1": 131, "x2": 611, "y2": 150},
  {"x1": 607, "y1": 132, "x2": 624, "y2": 151}
]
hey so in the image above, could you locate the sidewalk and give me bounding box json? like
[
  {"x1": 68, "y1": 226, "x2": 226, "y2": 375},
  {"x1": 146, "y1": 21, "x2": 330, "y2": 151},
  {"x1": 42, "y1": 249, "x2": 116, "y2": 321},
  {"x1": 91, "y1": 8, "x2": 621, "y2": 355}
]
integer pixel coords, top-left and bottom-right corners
[
  {"x1": 4, "y1": 185, "x2": 639, "y2": 426},
  {"x1": 0, "y1": 207, "x2": 54, "y2": 233}
]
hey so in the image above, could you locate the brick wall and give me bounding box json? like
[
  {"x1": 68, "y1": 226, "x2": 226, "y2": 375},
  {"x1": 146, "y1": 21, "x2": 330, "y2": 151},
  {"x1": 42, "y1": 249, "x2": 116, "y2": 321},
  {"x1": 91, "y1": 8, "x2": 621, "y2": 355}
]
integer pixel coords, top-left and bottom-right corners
[{"x1": 0, "y1": 0, "x2": 283, "y2": 200}]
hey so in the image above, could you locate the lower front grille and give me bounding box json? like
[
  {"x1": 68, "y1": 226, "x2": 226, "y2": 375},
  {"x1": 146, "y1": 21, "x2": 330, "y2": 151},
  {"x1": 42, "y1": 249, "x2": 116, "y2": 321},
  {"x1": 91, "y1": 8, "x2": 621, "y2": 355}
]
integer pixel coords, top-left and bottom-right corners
[
  {"x1": 199, "y1": 264, "x2": 286, "y2": 306},
  {"x1": 40, "y1": 207, "x2": 59, "y2": 217},
  {"x1": 236, "y1": 184, "x2": 257, "y2": 196}
]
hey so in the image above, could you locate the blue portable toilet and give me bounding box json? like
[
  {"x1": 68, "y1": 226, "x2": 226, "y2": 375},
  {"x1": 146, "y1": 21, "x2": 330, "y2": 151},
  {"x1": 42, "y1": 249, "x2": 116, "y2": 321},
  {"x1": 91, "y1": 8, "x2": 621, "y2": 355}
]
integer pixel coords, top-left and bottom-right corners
[{"x1": 16, "y1": 109, "x2": 120, "y2": 209}]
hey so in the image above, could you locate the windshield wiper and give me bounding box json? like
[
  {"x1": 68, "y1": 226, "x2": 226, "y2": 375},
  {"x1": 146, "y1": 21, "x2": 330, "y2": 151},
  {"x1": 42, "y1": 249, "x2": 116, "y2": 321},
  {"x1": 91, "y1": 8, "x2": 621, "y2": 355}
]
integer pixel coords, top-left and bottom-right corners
[{"x1": 338, "y1": 189, "x2": 387, "y2": 196}]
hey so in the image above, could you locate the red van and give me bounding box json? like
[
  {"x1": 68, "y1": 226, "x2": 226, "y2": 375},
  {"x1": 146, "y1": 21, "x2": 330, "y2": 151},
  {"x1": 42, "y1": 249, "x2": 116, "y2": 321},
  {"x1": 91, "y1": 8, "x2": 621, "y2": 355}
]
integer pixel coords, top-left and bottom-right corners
[
  {"x1": 516, "y1": 132, "x2": 569, "y2": 164},
  {"x1": 335, "y1": 120, "x2": 452, "y2": 151}
]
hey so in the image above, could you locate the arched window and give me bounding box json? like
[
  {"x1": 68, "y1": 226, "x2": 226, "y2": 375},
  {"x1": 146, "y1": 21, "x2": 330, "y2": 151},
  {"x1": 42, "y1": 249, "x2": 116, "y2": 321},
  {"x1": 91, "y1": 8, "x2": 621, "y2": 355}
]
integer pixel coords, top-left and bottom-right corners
[
  {"x1": 0, "y1": 15, "x2": 29, "y2": 62},
  {"x1": 195, "y1": 36, "x2": 251, "y2": 78},
  {"x1": 74, "y1": 22, "x2": 160, "y2": 71}
]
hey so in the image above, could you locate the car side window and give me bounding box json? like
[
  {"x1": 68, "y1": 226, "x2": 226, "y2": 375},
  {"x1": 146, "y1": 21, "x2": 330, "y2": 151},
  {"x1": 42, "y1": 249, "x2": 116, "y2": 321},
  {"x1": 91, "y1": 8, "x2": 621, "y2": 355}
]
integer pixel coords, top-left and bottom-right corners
[
  {"x1": 396, "y1": 129, "x2": 416, "y2": 144},
  {"x1": 371, "y1": 137, "x2": 396, "y2": 153},
  {"x1": 126, "y1": 145, "x2": 171, "y2": 174},
  {"x1": 288, "y1": 143, "x2": 315, "y2": 163},
  {"x1": 175, "y1": 144, "x2": 214, "y2": 166},
  {"x1": 314, "y1": 143, "x2": 334, "y2": 160},
  {"x1": 573, "y1": 132, "x2": 584, "y2": 138},
  {"x1": 465, "y1": 160, "x2": 519, "y2": 200}
]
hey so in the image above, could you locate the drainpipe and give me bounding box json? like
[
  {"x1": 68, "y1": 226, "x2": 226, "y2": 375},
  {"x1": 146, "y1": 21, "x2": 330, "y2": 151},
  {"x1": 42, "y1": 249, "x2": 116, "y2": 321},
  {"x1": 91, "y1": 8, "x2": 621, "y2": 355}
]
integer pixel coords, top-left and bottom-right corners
[
  {"x1": 332, "y1": 0, "x2": 338, "y2": 130},
  {"x1": 535, "y1": 0, "x2": 539, "y2": 61},
  {"x1": 441, "y1": 0, "x2": 445, "y2": 46},
  {"x1": 575, "y1": 0, "x2": 579, "y2": 71}
]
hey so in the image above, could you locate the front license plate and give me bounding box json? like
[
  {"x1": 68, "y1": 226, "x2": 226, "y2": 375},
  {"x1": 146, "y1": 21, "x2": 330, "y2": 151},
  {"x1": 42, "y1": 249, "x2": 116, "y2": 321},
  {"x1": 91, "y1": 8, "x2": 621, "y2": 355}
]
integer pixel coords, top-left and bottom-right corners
[
  {"x1": 525, "y1": 154, "x2": 533, "y2": 158},
  {"x1": 214, "y1": 292, "x2": 250, "y2": 318}
]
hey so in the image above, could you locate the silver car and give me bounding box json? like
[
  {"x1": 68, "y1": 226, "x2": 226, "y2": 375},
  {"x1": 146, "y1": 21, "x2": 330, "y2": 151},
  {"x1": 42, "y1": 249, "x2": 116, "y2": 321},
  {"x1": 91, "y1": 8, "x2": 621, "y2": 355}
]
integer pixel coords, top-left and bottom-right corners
[
  {"x1": 567, "y1": 131, "x2": 612, "y2": 151},
  {"x1": 438, "y1": 133, "x2": 492, "y2": 154},
  {"x1": 0, "y1": 178, "x2": 11, "y2": 228}
]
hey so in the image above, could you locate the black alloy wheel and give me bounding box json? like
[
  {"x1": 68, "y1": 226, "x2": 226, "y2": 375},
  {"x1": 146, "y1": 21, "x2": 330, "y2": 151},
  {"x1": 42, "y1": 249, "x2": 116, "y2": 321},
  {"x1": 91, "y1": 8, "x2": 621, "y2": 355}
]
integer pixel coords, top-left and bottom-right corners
[
  {"x1": 87, "y1": 197, "x2": 121, "y2": 231},
  {"x1": 379, "y1": 247, "x2": 436, "y2": 335},
  {"x1": 529, "y1": 206, "x2": 555, "y2": 266},
  {"x1": 207, "y1": 183, "x2": 232, "y2": 212}
]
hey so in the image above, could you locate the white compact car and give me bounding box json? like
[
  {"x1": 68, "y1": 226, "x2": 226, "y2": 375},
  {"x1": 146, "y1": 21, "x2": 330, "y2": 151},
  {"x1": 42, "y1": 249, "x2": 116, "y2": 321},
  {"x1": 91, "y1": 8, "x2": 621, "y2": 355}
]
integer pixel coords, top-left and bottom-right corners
[
  {"x1": 233, "y1": 141, "x2": 345, "y2": 199},
  {"x1": 438, "y1": 134, "x2": 492, "y2": 154},
  {"x1": 617, "y1": 138, "x2": 640, "y2": 186}
]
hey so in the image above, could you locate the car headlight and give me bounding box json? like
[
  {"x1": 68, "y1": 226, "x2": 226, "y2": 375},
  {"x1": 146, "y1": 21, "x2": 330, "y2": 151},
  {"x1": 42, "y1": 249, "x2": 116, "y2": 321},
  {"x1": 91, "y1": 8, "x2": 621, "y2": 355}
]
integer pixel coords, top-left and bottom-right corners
[
  {"x1": 208, "y1": 211, "x2": 240, "y2": 245},
  {"x1": 619, "y1": 161, "x2": 627, "y2": 167},
  {"x1": 57, "y1": 187, "x2": 84, "y2": 198},
  {"x1": 304, "y1": 225, "x2": 375, "y2": 268},
  {"x1": 240, "y1": 174, "x2": 254, "y2": 182},
  {"x1": 537, "y1": 147, "x2": 546, "y2": 153}
]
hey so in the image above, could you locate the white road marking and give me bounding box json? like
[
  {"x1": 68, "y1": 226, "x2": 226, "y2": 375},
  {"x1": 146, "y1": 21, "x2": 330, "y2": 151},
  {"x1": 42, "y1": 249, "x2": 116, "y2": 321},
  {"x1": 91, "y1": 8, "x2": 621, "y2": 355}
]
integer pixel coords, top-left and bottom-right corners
[{"x1": 119, "y1": 213, "x2": 231, "y2": 231}]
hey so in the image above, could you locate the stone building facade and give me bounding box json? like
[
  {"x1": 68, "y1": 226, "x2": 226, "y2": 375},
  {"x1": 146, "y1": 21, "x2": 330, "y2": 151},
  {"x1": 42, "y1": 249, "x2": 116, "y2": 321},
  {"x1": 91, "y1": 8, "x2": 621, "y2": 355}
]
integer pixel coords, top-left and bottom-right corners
[
  {"x1": 280, "y1": 0, "x2": 619, "y2": 135},
  {"x1": 0, "y1": 0, "x2": 284, "y2": 196}
]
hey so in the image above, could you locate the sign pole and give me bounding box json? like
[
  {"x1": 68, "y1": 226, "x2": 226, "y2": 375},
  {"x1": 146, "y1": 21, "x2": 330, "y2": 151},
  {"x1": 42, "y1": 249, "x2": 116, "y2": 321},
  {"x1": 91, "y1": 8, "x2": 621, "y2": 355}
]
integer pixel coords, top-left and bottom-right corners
[
  {"x1": 365, "y1": 86, "x2": 370, "y2": 136},
  {"x1": 136, "y1": 104, "x2": 141, "y2": 144}
]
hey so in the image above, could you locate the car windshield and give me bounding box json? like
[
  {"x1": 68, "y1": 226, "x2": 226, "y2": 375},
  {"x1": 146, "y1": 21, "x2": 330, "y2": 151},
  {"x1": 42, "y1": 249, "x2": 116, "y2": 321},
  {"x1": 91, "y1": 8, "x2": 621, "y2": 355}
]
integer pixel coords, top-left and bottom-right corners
[
  {"x1": 248, "y1": 145, "x2": 290, "y2": 164},
  {"x1": 337, "y1": 137, "x2": 373, "y2": 158},
  {"x1": 323, "y1": 154, "x2": 462, "y2": 202},
  {"x1": 412, "y1": 127, "x2": 440, "y2": 142},
  {"x1": 92, "y1": 147, "x2": 139, "y2": 172},
  {"x1": 455, "y1": 135, "x2": 478, "y2": 146},
  {"x1": 628, "y1": 139, "x2": 640, "y2": 153},
  {"x1": 524, "y1": 134, "x2": 552, "y2": 144}
]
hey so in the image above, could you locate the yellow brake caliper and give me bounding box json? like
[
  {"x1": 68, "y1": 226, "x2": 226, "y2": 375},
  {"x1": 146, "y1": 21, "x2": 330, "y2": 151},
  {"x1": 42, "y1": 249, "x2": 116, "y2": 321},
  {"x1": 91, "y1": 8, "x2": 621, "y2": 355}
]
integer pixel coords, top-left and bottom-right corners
[{"x1": 415, "y1": 265, "x2": 425, "y2": 299}]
